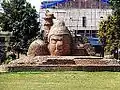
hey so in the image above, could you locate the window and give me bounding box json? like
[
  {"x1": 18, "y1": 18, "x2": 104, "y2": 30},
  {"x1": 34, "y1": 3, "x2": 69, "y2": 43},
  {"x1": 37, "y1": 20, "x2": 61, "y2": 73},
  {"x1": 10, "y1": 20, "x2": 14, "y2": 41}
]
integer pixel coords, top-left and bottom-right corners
[
  {"x1": 82, "y1": 17, "x2": 86, "y2": 27},
  {"x1": 77, "y1": 30, "x2": 85, "y2": 36},
  {"x1": 92, "y1": 30, "x2": 97, "y2": 37},
  {"x1": 86, "y1": 30, "x2": 90, "y2": 37},
  {"x1": 0, "y1": 37, "x2": 5, "y2": 42}
]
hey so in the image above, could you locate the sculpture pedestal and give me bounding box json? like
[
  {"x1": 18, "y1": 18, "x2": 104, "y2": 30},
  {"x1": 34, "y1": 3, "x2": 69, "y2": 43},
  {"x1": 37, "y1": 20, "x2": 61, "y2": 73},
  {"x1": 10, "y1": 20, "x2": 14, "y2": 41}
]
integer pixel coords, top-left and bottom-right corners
[{"x1": 2, "y1": 56, "x2": 119, "y2": 72}]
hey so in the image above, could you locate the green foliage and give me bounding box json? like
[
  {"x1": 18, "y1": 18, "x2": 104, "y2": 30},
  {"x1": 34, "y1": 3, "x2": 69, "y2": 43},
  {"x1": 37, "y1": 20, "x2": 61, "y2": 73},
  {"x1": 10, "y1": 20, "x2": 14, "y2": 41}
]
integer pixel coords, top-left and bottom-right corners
[
  {"x1": 109, "y1": 0, "x2": 120, "y2": 15},
  {"x1": 98, "y1": 15, "x2": 120, "y2": 53},
  {"x1": 0, "y1": 0, "x2": 40, "y2": 53},
  {"x1": 98, "y1": 0, "x2": 120, "y2": 54},
  {"x1": 83, "y1": 36, "x2": 89, "y2": 43},
  {"x1": 2, "y1": 51, "x2": 16, "y2": 64}
]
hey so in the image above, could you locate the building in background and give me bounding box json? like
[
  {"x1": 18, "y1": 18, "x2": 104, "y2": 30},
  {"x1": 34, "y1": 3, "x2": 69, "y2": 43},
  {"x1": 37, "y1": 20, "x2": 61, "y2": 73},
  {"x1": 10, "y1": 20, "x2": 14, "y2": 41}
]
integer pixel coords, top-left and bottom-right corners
[
  {"x1": 40, "y1": 0, "x2": 112, "y2": 38},
  {"x1": 40, "y1": 0, "x2": 111, "y2": 55},
  {"x1": 0, "y1": 0, "x2": 3, "y2": 13}
]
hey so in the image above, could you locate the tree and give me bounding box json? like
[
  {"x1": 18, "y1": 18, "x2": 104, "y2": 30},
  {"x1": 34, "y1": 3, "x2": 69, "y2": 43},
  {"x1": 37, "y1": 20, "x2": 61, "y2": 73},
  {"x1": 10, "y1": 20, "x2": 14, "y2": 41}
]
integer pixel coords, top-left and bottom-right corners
[
  {"x1": 98, "y1": 0, "x2": 120, "y2": 58},
  {"x1": 0, "y1": 0, "x2": 40, "y2": 56},
  {"x1": 109, "y1": 0, "x2": 120, "y2": 15},
  {"x1": 98, "y1": 16, "x2": 120, "y2": 51}
]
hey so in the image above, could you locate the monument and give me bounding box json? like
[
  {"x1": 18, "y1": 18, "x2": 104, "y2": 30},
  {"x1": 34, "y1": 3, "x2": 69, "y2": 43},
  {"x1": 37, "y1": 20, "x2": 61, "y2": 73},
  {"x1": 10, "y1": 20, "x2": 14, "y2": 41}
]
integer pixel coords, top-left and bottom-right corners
[
  {"x1": 5, "y1": 12, "x2": 119, "y2": 72},
  {"x1": 9, "y1": 12, "x2": 97, "y2": 65},
  {"x1": 27, "y1": 12, "x2": 95, "y2": 57}
]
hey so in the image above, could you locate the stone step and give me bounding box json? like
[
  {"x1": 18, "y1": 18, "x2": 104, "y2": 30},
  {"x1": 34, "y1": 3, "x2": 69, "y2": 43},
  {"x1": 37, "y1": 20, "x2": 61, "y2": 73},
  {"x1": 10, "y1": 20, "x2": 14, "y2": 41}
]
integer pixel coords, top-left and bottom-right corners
[
  {"x1": 42, "y1": 58, "x2": 113, "y2": 65},
  {"x1": 5, "y1": 64, "x2": 120, "y2": 72},
  {"x1": 74, "y1": 59, "x2": 110, "y2": 65},
  {"x1": 43, "y1": 58, "x2": 75, "y2": 65}
]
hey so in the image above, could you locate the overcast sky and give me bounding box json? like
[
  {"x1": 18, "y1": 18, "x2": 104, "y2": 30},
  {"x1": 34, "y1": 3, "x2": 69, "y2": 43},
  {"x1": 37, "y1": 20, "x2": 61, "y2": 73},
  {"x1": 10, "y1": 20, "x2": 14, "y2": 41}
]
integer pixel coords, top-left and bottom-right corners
[{"x1": 26, "y1": 0, "x2": 42, "y2": 12}]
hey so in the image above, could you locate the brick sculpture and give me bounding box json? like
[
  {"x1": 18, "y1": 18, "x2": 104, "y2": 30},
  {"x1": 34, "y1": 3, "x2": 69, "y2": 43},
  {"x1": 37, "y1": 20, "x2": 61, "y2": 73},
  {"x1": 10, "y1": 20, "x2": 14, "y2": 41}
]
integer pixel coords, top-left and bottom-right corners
[
  {"x1": 27, "y1": 39, "x2": 49, "y2": 57},
  {"x1": 48, "y1": 20, "x2": 72, "y2": 56},
  {"x1": 43, "y1": 11, "x2": 56, "y2": 42},
  {"x1": 27, "y1": 12, "x2": 95, "y2": 56}
]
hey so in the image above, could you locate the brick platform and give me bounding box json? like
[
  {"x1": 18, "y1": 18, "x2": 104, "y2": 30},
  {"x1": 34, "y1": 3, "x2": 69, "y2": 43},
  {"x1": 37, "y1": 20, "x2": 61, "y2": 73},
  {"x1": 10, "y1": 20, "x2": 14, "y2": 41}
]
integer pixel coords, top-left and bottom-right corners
[
  {"x1": 6, "y1": 64, "x2": 120, "y2": 72},
  {"x1": 1, "y1": 56, "x2": 119, "y2": 72}
]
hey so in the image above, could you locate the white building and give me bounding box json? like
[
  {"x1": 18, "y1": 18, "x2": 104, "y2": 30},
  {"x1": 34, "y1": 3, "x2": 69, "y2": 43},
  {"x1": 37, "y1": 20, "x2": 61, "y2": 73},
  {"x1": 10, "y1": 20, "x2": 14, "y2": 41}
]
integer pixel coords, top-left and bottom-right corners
[
  {"x1": 0, "y1": 0, "x2": 3, "y2": 13},
  {"x1": 40, "y1": 0, "x2": 112, "y2": 38}
]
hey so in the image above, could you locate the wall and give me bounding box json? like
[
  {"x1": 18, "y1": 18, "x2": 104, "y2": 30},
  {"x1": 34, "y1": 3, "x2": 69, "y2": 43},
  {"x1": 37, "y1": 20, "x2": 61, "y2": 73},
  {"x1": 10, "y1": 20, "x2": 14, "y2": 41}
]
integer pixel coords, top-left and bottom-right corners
[
  {"x1": 0, "y1": 0, "x2": 3, "y2": 13},
  {"x1": 40, "y1": 8, "x2": 112, "y2": 37}
]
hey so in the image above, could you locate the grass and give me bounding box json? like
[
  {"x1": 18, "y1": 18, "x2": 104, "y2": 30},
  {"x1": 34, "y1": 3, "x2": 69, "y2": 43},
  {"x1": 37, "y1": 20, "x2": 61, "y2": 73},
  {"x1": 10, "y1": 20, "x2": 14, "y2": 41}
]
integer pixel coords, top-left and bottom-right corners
[{"x1": 0, "y1": 71, "x2": 120, "y2": 90}]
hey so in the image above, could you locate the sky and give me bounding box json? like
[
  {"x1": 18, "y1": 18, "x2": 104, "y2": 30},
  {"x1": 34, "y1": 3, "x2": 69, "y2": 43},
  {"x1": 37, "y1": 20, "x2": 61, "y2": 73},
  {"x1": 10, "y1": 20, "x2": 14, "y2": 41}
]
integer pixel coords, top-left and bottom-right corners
[
  {"x1": 26, "y1": 0, "x2": 65, "y2": 12},
  {"x1": 26, "y1": 0, "x2": 43, "y2": 12}
]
